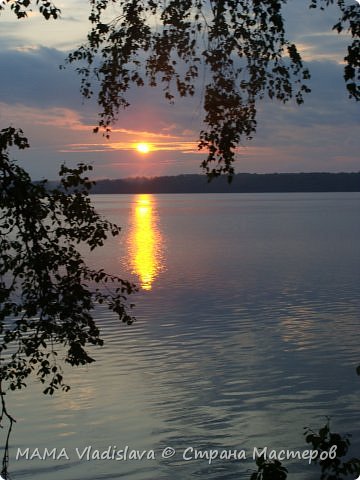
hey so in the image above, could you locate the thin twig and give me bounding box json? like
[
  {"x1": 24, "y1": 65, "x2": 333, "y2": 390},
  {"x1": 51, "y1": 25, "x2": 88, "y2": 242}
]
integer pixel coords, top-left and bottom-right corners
[{"x1": 0, "y1": 381, "x2": 16, "y2": 479}]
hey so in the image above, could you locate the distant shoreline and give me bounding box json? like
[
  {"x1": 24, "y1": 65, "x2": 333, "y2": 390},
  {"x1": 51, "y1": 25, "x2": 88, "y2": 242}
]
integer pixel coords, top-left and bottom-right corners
[{"x1": 85, "y1": 172, "x2": 360, "y2": 194}]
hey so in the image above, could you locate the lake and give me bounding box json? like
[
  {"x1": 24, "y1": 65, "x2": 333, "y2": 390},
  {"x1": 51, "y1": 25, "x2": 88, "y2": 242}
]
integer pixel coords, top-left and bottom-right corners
[{"x1": 3, "y1": 192, "x2": 360, "y2": 480}]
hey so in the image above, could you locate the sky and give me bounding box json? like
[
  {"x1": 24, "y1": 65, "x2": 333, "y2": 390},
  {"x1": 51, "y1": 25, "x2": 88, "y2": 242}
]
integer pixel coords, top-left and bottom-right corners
[{"x1": 0, "y1": 0, "x2": 359, "y2": 180}]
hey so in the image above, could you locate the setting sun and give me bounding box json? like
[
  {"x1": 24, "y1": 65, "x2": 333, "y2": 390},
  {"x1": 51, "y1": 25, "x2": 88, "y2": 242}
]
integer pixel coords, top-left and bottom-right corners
[{"x1": 136, "y1": 143, "x2": 151, "y2": 154}]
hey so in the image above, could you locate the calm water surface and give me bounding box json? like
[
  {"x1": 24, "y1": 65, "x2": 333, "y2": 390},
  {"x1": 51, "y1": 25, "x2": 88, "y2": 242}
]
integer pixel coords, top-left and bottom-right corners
[{"x1": 4, "y1": 193, "x2": 360, "y2": 479}]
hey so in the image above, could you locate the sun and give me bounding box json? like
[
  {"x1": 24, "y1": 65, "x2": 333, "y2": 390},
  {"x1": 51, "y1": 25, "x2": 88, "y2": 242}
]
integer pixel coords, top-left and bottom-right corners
[{"x1": 136, "y1": 143, "x2": 151, "y2": 154}]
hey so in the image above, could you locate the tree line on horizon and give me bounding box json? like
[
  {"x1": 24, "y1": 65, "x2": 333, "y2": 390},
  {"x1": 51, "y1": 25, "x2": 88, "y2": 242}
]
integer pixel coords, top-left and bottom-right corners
[{"x1": 84, "y1": 172, "x2": 360, "y2": 194}]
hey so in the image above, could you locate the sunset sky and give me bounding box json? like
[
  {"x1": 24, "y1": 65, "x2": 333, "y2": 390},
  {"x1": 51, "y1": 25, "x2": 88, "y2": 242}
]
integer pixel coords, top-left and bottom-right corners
[{"x1": 0, "y1": 1, "x2": 359, "y2": 180}]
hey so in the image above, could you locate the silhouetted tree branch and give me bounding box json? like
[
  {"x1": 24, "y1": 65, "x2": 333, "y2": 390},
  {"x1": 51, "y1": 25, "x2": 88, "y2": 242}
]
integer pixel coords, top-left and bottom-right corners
[
  {"x1": 65, "y1": 0, "x2": 359, "y2": 179},
  {"x1": 0, "y1": 382, "x2": 16, "y2": 479},
  {"x1": 0, "y1": 127, "x2": 136, "y2": 476}
]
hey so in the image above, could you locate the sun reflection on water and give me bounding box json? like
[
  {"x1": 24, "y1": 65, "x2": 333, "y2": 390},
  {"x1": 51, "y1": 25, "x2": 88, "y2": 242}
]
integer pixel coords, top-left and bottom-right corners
[{"x1": 128, "y1": 194, "x2": 164, "y2": 290}]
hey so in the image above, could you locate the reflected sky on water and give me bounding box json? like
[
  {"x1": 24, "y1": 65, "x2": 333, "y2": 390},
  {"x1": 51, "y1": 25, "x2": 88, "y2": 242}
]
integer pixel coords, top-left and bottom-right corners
[{"x1": 4, "y1": 193, "x2": 360, "y2": 480}]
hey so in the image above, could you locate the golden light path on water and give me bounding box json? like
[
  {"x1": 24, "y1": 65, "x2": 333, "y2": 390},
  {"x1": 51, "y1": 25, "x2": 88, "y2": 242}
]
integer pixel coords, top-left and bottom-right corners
[{"x1": 128, "y1": 194, "x2": 164, "y2": 290}]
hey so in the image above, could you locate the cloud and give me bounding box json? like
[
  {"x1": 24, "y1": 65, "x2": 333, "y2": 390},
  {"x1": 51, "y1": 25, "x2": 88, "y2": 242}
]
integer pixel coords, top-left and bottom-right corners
[
  {"x1": 0, "y1": 1, "x2": 89, "y2": 50},
  {"x1": 282, "y1": 1, "x2": 352, "y2": 63},
  {"x1": 0, "y1": 46, "x2": 85, "y2": 109},
  {"x1": 60, "y1": 141, "x2": 199, "y2": 154}
]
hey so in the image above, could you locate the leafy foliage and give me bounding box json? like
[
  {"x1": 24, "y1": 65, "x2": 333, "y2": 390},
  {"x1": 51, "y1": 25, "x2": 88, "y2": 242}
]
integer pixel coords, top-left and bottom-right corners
[
  {"x1": 250, "y1": 455, "x2": 288, "y2": 480},
  {"x1": 0, "y1": 0, "x2": 60, "y2": 19},
  {"x1": 310, "y1": 0, "x2": 360, "y2": 101},
  {"x1": 304, "y1": 419, "x2": 360, "y2": 479},
  {"x1": 66, "y1": 0, "x2": 312, "y2": 179},
  {"x1": 64, "y1": 0, "x2": 359, "y2": 179},
  {"x1": 0, "y1": 127, "x2": 136, "y2": 397},
  {"x1": 250, "y1": 420, "x2": 360, "y2": 480}
]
